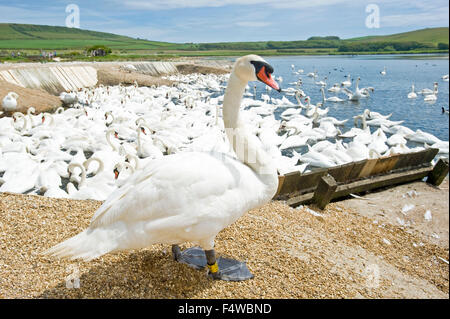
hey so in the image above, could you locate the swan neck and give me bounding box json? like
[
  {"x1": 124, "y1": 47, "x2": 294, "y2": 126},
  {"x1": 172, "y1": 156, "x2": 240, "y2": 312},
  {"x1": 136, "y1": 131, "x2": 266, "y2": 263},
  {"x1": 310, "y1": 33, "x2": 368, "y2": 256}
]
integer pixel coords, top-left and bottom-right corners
[
  {"x1": 106, "y1": 130, "x2": 118, "y2": 152},
  {"x1": 223, "y1": 73, "x2": 246, "y2": 129},
  {"x1": 222, "y1": 71, "x2": 276, "y2": 178}
]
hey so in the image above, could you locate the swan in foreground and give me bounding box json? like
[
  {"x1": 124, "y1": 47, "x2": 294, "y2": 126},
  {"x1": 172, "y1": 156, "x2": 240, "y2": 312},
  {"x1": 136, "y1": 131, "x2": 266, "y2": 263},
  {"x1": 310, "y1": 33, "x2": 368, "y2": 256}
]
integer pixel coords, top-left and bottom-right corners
[
  {"x1": 43, "y1": 55, "x2": 281, "y2": 281},
  {"x1": 1, "y1": 92, "x2": 19, "y2": 113}
]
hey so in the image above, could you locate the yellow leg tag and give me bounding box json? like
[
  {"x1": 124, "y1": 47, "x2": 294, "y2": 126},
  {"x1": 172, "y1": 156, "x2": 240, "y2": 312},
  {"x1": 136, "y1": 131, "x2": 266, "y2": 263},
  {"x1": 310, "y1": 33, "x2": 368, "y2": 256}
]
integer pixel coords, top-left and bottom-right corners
[{"x1": 207, "y1": 262, "x2": 219, "y2": 273}]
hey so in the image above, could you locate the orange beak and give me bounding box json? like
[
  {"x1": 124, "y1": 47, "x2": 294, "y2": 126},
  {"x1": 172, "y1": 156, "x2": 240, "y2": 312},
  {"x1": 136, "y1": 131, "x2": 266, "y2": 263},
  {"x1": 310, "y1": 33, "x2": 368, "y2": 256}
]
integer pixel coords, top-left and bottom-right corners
[
  {"x1": 257, "y1": 66, "x2": 280, "y2": 92},
  {"x1": 114, "y1": 169, "x2": 119, "y2": 179}
]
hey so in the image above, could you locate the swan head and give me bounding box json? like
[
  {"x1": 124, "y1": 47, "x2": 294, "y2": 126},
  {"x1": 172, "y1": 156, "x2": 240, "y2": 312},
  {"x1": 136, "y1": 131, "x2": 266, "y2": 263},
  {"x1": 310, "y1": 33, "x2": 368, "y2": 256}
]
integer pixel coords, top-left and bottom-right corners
[
  {"x1": 233, "y1": 55, "x2": 280, "y2": 92},
  {"x1": 27, "y1": 107, "x2": 36, "y2": 115},
  {"x1": 8, "y1": 92, "x2": 19, "y2": 100},
  {"x1": 113, "y1": 162, "x2": 135, "y2": 180}
]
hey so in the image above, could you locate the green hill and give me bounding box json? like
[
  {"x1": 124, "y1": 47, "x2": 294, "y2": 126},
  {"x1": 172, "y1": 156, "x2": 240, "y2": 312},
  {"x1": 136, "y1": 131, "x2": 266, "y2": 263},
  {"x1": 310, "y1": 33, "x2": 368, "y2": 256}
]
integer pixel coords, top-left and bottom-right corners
[
  {"x1": 348, "y1": 27, "x2": 449, "y2": 45},
  {"x1": 0, "y1": 23, "x2": 447, "y2": 56},
  {"x1": 0, "y1": 23, "x2": 184, "y2": 50}
]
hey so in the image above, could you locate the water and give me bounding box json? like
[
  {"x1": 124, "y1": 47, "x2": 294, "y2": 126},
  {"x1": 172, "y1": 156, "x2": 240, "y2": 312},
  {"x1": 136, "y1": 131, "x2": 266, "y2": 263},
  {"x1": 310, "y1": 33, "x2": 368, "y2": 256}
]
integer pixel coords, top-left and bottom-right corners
[{"x1": 252, "y1": 54, "x2": 449, "y2": 142}]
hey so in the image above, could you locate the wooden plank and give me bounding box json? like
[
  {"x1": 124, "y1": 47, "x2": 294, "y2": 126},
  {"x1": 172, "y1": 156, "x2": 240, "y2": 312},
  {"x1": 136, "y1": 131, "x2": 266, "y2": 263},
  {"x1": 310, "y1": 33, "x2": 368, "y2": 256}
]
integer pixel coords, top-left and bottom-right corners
[
  {"x1": 358, "y1": 158, "x2": 378, "y2": 178},
  {"x1": 277, "y1": 169, "x2": 327, "y2": 196},
  {"x1": 333, "y1": 166, "x2": 433, "y2": 199},
  {"x1": 346, "y1": 159, "x2": 367, "y2": 181},
  {"x1": 287, "y1": 166, "x2": 433, "y2": 208},
  {"x1": 274, "y1": 175, "x2": 285, "y2": 198},
  {"x1": 370, "y1": 154, "x2": 400, "y2": 176},
  {"x1": 286, "y1": 193, "x2": 314, "y2": 207},
  {"x1": 276, "y1": 171, "x2": 302, "y2": 196},
  {"x1": 392, "y1": 149, "x2": 438, "y2": 171},
  {"x1": 327, "y1": 162, "x2": 355, "y2": 183},
  {"x1": 294, "y1": 169, "x2": 328, "y2": 192},
  {"x1": 313, "y1": 175, "x2": 338, "y2": 209},
  {"x1": 426, "y1": 158, "x2": 449, "y2": 186},
  {"x1": 423, "y1": 148, "x2": 440, "y2": 163}
]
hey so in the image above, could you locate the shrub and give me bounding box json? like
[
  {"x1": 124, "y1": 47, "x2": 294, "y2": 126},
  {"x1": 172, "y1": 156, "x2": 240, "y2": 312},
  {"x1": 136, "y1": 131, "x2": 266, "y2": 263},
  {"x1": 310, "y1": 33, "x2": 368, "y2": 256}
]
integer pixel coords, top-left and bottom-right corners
[{"x1": 438, "y1": 42, "x2": 449, "y2": 50}]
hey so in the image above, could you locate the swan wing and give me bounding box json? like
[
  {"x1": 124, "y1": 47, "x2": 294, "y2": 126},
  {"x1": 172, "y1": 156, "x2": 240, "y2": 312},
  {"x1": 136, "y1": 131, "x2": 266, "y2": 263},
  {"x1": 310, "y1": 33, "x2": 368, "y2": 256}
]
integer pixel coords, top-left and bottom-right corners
[{"x1": 89, "y1": 151, "x2": 259, "y2": 229}]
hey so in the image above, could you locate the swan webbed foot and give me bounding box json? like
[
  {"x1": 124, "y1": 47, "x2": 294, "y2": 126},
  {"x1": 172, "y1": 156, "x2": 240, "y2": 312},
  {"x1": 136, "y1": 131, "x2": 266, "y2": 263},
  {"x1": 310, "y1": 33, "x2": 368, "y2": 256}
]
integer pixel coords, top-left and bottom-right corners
[
  {"x1": 206, "y1": 248, "x2": 254, "y2": 281},
  {"x1": 172, "y1": 246, "x2": 207, "y2": 270},
  {"x1": 206, "y1": 256, "x2": 254, "y2": 282},
  {"x1": 172, "y1": 246, "x2": 254, "y2": 281}
]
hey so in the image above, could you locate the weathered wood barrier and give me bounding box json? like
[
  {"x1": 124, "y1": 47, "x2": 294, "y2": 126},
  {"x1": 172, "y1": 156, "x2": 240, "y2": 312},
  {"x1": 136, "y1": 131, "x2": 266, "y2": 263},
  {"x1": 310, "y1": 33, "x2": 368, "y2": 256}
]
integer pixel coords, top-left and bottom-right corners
[{"x1": 274, "y1": 148, "x2": 449, "y2": 209}]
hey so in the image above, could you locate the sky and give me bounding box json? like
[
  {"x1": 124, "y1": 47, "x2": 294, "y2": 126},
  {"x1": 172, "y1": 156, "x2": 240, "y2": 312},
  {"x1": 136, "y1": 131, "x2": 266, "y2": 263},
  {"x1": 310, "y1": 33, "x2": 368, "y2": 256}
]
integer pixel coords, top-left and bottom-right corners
[{"x1": 0, "y1": 0, "x2": 448, "y2": 43}]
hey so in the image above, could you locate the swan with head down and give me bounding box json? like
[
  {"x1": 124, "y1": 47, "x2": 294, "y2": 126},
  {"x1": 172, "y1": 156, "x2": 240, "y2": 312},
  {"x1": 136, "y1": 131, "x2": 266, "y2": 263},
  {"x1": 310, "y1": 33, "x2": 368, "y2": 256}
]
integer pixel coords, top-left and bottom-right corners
[{"x1": 44, "y1": 54, "x2": 281, "y2": 281}]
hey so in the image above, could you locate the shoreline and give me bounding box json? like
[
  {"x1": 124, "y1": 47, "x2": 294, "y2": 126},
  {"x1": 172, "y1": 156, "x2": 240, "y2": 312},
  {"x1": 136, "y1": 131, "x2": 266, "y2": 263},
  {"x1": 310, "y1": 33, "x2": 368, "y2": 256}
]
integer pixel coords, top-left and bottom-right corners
[{"x1": 1, "y1": 51, "x2": 448, "y2": 64}]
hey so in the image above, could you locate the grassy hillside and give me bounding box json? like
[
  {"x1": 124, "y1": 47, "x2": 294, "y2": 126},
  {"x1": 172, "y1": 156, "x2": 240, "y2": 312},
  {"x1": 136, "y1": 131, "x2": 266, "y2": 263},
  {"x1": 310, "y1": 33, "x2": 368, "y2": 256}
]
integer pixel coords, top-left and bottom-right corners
[
  {"x1": 0, "y1": 23, "x2": 447, "y2": 59},
  {"x1": 0, "y1": 23, "x2": 185, "y2": 50},
  {"x1": 348, "y1": 27, "x2": 449, "y2": 45}
]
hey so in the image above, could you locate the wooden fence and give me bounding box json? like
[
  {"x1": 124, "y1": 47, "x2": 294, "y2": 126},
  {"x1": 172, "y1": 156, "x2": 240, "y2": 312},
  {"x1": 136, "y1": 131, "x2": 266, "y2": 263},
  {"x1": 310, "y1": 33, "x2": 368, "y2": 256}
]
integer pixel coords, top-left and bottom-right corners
[{"x1": 274, "y1": 148, "x2": 449, "y2": 209}]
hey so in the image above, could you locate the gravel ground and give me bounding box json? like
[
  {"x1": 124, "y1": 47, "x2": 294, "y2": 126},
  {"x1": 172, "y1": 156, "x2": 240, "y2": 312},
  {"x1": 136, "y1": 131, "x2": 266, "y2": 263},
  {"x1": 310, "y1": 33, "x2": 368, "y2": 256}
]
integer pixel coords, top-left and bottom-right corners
[{"x1": 0, "y1": 190, "x2": 447, "y2": 299}]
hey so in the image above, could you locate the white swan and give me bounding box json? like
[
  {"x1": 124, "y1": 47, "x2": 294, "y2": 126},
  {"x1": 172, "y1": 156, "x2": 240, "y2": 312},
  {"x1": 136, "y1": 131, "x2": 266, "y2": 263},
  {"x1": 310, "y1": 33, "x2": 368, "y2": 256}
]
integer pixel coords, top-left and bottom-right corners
[
  {"x1": 320, "y1": 87, "x2": 344, "y2": 103},
  {"x1": 300, "y1": 145, "x2": 336, "y2": 168},
  {"x1": 1, "y1": 92, "x2": 18, "y2": 113},
  {"x1": 43, "y1": 54, "x2": 281, "y2": 281},
  {"x1": 341, "y1": 74, "x2": 351, "y2": 87},
  {"x1": 406, "y1": 129, "x2": 441, "y2": 145},
  {"x1": 60, "y1": 91, "x2": 78, "y2": 105},
  {"x1": 380, "y1": 66, "x2": 386, "y2": 76},
  {"x1": 342, "y1": 77, "x2": 363, "y2": 101},
  {"x1": 419, "y1": 82, "x2": 438, "y2": 95},
  {"x1": 424, "y1": 94, "x2": 437, "y2": 102},
  {"x1": 136, "y1": 123, "x2": 164, "y2": 159},
  {"x1": 407, "y1": 84, "x2": 417, "y2": 99}
]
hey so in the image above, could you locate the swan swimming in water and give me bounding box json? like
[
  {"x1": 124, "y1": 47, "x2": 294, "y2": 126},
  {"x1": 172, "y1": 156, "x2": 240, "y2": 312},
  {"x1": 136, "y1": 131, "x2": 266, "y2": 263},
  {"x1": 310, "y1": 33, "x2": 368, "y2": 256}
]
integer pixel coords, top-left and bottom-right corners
[
  {"x1": 407, "y1": 84, "x2": 417, "y2": 99},
  {"x1": 43, "y1": 55, "x2": 282, "y2": 281}
]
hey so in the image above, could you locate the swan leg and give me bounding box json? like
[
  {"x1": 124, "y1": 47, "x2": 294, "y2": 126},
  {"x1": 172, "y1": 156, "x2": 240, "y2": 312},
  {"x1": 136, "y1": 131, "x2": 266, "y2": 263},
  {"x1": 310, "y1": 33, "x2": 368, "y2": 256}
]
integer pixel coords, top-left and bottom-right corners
[{"x1": 171, "y1": 244, "x2": 182, "y2": 261}]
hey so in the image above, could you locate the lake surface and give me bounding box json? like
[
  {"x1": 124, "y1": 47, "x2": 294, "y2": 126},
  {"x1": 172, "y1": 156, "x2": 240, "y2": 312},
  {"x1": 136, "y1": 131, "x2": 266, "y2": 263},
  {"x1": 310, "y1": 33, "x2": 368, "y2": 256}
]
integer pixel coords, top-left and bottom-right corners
[{"x1": 251, "y1": 54, "x2": 449, "y2": 142}]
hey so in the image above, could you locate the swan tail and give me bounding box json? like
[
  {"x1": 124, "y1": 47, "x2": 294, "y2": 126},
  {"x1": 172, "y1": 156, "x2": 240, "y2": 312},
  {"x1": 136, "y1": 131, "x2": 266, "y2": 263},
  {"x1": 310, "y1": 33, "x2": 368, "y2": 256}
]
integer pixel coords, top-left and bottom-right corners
[{"x1": 42, "y1": 228, "x2": 118, "y2": 261}]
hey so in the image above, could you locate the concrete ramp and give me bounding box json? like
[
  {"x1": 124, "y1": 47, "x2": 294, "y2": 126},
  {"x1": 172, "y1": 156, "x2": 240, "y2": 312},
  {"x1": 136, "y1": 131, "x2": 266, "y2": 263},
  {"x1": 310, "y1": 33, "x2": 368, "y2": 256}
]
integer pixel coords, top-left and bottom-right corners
[
  {"x1": 0, "y1": 61, "x2": 178, "y2": 95},
  {"x1": 0, "y1": 66, "x2": 97, "y2": 95},
  {"x1": 130, "y1": 62, "x2": 178, "y2": 76}
]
